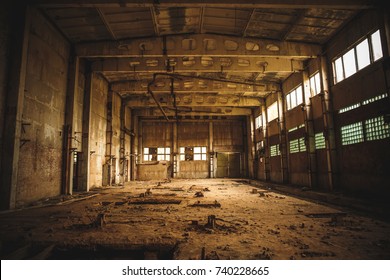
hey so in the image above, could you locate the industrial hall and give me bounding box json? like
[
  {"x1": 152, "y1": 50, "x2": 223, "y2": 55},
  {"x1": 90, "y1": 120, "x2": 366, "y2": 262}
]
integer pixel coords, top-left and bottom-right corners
[{"x1": 0, "y1": 0, "x2": 389, "y2": 260}]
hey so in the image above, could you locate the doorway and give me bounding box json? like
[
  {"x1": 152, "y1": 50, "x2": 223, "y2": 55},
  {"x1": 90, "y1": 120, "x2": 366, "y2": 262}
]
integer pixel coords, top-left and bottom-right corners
[{"x1": 216, "y1": 152, "x2": 241, "y2": 178}]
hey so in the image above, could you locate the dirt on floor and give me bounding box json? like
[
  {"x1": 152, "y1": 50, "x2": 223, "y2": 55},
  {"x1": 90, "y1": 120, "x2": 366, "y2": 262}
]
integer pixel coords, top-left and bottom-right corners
[{"x1": 1, "y1": 179, "x2": 389, "y2": 260}]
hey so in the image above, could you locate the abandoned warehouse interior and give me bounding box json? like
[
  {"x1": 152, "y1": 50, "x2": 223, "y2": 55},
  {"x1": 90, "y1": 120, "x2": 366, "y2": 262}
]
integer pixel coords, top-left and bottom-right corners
[{"x1": 0, "y1": 0, "x2": 390, "y2": 260}]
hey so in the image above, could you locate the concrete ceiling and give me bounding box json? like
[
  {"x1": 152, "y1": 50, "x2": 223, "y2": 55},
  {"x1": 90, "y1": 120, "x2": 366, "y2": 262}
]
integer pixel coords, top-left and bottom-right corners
[{"x1": 32, "y1": 0, "x2": 372, "y2": 112}]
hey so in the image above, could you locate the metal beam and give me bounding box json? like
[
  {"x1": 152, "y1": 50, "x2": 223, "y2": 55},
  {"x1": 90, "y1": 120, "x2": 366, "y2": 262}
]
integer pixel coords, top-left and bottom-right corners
[
  {"x1": 35, "y1": 0, "x2": 373, "y2": 9},
  {"x1": 124, "y1": 93, "x2": 263, "y2": 107},
  {"x1": 75, "y1": 34, "x2": 321, "y2": 58},
  {"x1": 111, "y1": 79, "x2": 279, "y2": 94},
  {"x1": 92, "y1": 56, "x2": 305, "y2": 73}
]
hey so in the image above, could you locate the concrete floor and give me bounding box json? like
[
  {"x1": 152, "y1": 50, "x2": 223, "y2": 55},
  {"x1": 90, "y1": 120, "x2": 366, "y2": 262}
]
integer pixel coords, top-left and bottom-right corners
[{"x1": 0, "y1": 179, "x2": 389, "y2": 260}]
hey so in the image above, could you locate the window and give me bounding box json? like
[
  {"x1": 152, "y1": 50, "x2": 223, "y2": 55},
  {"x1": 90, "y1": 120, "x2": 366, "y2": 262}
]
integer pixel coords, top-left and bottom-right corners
[
  {"x1": 338, "y1": 93, "x2": 388, "y2": 114},
  {"x1": 332, "y1": 29, "x2": 383, "y2": 84},
  {"x1": 288, "y1": 124, "x2": 305, "y2": 133},
  {"x1": 270, "y1": 144, "x2": 280, "y2": 157},
  {"x1": 289, "y1": 137, "x2": 306, "y2": 153},
  {"x1": 315, "y1": 132, "x2": 326, "y2": 149},
  {"x1": 144, "y1": 147, "x2": 157, "y2": 161},
  {"x1": 356, "y1": 39, "x2": 370, "y2": 70},
  {"x1": 371, "y1": 30, "x2": 383, "y2": 61},
  {"x1": 255, "y1": 115, "x2": 262, "y2": 129},
  {"x1": 341, "y1": 122, "x2": 364, "y2": 146},
  {"x1": 343, "y1": 48, "x2": 357, "y2": 78},
  {"x1": 267, "y1": 102, "x2": 278, "y2": 122},
  {"x1": 309, "y1": 72, "x2": 321, "y2": 96},
  {"x1": 256, "y1": 141, "x2": 265, "y2": 157},
  {"x1": 365, "y1": 116, "x2": 390, "y2": 141},
  {"x1": 157, "y1": 147, "x2": 171, "y2": 161},
  {"x1": 341, "y1": 115, "x2": 390, "y2": 146},
  {"x1": 179, "y1": 146, "x2": 206, "y2": 161},
  {"x1": 286, "y1": 85, "x2": 303, "y2": 110}
]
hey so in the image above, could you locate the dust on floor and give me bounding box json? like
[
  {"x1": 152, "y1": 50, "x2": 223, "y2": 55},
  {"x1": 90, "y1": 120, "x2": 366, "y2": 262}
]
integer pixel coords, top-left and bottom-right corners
[{"x1": 0, "y1": 179, "x2": 389, "y2": 260}]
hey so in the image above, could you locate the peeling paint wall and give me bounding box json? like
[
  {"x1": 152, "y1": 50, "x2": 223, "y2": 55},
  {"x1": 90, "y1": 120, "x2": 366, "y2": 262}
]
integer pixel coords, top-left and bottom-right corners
[
  {"x1": 16, "y1": 8, "x2": 70, "y2": 206},
  {"x1": 89, "y1": 74, "x2": 108, "y2": 188}
]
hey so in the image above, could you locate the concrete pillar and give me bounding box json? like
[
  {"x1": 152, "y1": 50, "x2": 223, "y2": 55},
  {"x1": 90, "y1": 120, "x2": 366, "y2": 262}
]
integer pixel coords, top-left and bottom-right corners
[
  {"x1": 320, "y1": 56, "x2": 338, "y2": 191},
  {"x1": 130, "y1": 113, "x2": 138, "y2": 181},
  {"x1": 0, "y1": 5, "x2": 30, "y2": 209},
  {"x1": 208, "y1": 121, "x2": 214, "y2": 178},
  {"x1": 62, "y1": 55, "x2": 80, "y2": 196},
  {"x1": 79, "y1": 70, "x2": 93, "y2": 192},
  {"x1": 173, "y1": 121, "x2": 178, "y2": 178},
  {"x1": 277, "y1": 91, "x2": 289, "y2": 184},
  {"x1": 262, "y1": 102, "x2": 270, "y2": 181},
  {"x1": 105, "y1": 89, "x2": 113, "y2": 185},
  {"x1": 119, "y1": 101, "x2": 126, "y2": 185},
  {"x1": 246, "y1": 113, "x2": 255, "y2": 179},
  {"x1": 302, "y1": 70, "x2": 317, "y2": 189}
]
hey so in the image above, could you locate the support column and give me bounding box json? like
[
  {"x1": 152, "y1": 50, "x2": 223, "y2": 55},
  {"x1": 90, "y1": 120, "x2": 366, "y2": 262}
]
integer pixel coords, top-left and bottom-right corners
[
  {"x1": 320, "y1": 56, "x2": 337, "y2": 191},
  {"x1": 277, "y1": 91, "x2": 289, "y2": 184},
  {"x1": 262, "y1": 103, "x2": 270, "y2": 181},
  {"x1": 130, "y1": 113, "x2": 138, "y2": 181},
  {"x1": 119, "y1": 101, "x2": 126, "y2": 185},
  {"x1": 104, "y1": 89, "x2": 113, "y2": 186},
  {"x1": 302, "y1": 71, "x2": 317, "y2": 189},
  {"x1": 209, "y1": 121, "x2": 214, "y2": 178},
  {"x1": 80, "y1": 70, "x2": 93, "y2": 192},
  {"x1": 173, "y1": 121, "x2": 178, "y2": 178},
  {"x1": 246, "y1": 113, "x2": 255, "y2": 179},
  {"x1": 62, "y1": 55, "x2": 79, "y2": 196},
  {"x1": 0, "y1": 5, "x2": 30, "y2": 209}
]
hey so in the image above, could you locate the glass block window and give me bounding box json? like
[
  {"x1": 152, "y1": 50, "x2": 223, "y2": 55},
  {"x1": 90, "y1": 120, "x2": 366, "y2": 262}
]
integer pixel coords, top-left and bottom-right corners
[
  {"x1": 341, "y1": 122, "x2": 364, "y2": 145},
  {"x1": 286, "y1": 85, "x2": 303, "y2": 110},
  {"x1": 332, "y1": 29, "x2": 383, "y2": 84},
  {"x1": 339, "y1": 103, "x2": 361, "y2": 114},
  {"x1": 270, "y1": 144, "x2": 280, "y2": 157},
  {"x1": 362, "y1": 93, "x2": 388, "y2": 105},
  {"x1": 180, "y1": 146, "x2": 206, "y2": 161},
  {"x1": 315, "y1": 132, "x2": 326, "y2": 149},
  {"x1": 157, "y1": 147, "x2": 171, "y2": 161},
  {"x1": 267, "y1": 102, "x2": 278, "y2": 122},
  {"x1": 365, "y1": 116, "x2": 390, "y2": 141},
  {"x1": 309, "y1": 72, "x2": 321, "y2": 96},
  {"x1": 289, "y1": 138, "x2": 306, "y2": 153},
  {"x1": 255, "y1": 115, "x2": 262, "y2": 129},
  {"x1": 144, "y1": 147, "x2": 157, "y2": 161},
  {"x1": 288, "y1": 124, "x2": 305, "y2": 133},
  {"x1": 289, "y1": 139, "x2": 299, "y2": 153}
]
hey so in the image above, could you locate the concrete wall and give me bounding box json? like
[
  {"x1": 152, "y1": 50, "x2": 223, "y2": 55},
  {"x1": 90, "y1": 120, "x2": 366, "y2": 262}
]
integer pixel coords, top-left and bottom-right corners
[
  {"x1": 0, "y1": 5, "x2": 11, "y2": 176},
  {"x1": 326, "y1": 9, "x2": 390, "y2": 197},
  {"x1": 89, "y1": 74, "x2": 108, "y2": 188},
  {"x1": 16, "y1": 8, "x2": 70, "y2": 206}
]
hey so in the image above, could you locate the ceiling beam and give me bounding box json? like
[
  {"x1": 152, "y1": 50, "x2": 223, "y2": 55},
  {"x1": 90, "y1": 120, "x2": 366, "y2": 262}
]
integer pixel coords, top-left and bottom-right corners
[
  {"x1": 76, "y1": 34, "x2": 321, "y2": 58},
  {"x1": 91, "y1": 56, "x2": 304, "y2": 73},
  {"x1": 96, "y1": 8, "x2": 117, "y2": 40},
  {"x1": 133, "y1": 107, "x2": 253, "y2": 117},
  {"x1": 150, "y1": 6, "x2": 160, "y2": 37},
  {"x1": 34, "y1": 0, "x2": 373, "y2": 9},
  {"x1": 280, "y1": 9, "x2": 307, "y2": 41},
  {"x1": 124, "y1": 93, "x2": 263, "y2": 107},
  {"x1": 112, "y1": 79, "x2": 279, "y2": 94}
]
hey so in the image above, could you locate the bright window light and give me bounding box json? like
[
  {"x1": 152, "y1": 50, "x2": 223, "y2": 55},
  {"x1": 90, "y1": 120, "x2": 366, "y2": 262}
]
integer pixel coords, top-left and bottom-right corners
[
  {"x1": 371, "y1": 30, "x2": 383, "y2": 61},
  {"x1": 356, "y1": 39, "x2": 370, "y2": 70}
]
